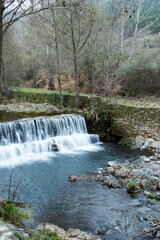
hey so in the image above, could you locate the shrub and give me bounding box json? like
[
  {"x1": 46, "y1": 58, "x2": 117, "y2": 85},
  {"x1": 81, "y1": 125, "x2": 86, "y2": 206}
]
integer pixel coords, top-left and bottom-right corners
[
  {"x1": 0, "y1": 202, "x2": 29, "y2": 225},
  {"x1": 117, "y1": 49, "x2": 160, "y2": 96}
]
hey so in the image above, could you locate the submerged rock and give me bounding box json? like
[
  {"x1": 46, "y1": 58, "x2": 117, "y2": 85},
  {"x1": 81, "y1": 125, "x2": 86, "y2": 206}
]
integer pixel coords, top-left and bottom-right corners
[{"x1": 68, "y1": 175, "x2": 83, "y2": 182}]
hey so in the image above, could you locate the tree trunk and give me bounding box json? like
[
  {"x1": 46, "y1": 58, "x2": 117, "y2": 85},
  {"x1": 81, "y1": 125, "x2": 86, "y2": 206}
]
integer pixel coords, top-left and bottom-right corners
[
  {"x1": 48, "y1": 44, "x2": 54, "y2": 91},
  {"x1": 120, "y1": 14, "x2": 124, "y2": 56},
  {"x1": 54, "y1": 1, "x2": 63, "y2": 106},
  {"x1": 130, "y1": 0, "x2": 143, "y2": 59},
  {"x1": 74, "y1": 55, "x2": 79, "y2": 108},
  {"x1": 70, "y1": 13, "x2": 79, "y2": 108},
  {"x1": 48, "y1": 65, "x2": 54, "y2": 90},
  {"x1": 32, "y1": 56, "x2": 37, "y2": 88},
  {"x1": 87, "y1": 56, "x2": 93, "y2": 93},
  {"x1": 55, "y1": 35, "x2": 63, "y2": 106},
  {"x1": 0, "y1": 0, "x2": 4, "y2": 92},
  {"x1": 2, "y1": 60, "x2": 7, "y2": 90}
]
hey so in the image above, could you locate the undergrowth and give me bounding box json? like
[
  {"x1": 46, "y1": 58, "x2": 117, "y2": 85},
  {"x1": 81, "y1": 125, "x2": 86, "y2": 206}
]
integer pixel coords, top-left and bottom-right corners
[{"x1": 0, "y1": 202, "x2": 29, "y2": 225}]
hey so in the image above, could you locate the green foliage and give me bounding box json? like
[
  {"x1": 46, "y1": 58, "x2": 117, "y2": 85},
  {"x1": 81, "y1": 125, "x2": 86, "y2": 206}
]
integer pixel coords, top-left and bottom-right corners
[
  {"x1": 119, "y1": 138, "x2": 133, "y2": 148},
  {"x1": 14, "y1": 228, "x2": 68, "y2": 240},
  {"x1": 97, "y1": 109, "x2": 110, "y2": 121},
  {"x1": 148, "y1": 193, "x2": 160, "y2": 200},
  {"x1": 127, "y1": 180, "x2": 140, "y2": 192},
  {"x1": 62, "y1": 107, "x2": 69, "y2": 113},
  {"x1": 0, "y1": 202, "x2": 29, "y2": 225},
  {"x1": 83, "y1": 111, "x2": 93, "y2": 121},
  {"x1": 48, "y1": 93, "x2": 61, "y2": 104}
]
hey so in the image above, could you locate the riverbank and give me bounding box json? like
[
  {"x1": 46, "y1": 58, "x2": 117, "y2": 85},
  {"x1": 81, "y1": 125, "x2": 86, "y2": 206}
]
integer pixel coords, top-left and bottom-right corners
[{"x1": 4, "y1": 222, "x2": 101, "y2": 240}]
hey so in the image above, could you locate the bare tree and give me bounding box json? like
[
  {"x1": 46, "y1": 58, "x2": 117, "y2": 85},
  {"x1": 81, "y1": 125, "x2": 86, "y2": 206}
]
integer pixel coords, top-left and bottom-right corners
[
  {"x1": 59, "y1": 0, "x2": 95, "y2": 107},
  {"x1": 0, "y1": 0, "x2": 67, "y2": 92},
  {"x1": 130, "y1": 0, "x2": 160, "y2": 58}
]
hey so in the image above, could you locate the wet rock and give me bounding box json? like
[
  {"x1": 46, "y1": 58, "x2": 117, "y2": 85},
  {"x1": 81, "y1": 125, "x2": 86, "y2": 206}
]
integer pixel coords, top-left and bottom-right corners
[
  {"x1": 106, "y1": 229, "x2": 124, "y2": 240},
  {"x1": 68, "y1": 175, "x2": 82, "y2": 182},
  {"x1": 95, "y1": 175, "x2": 104, "y2": 182},
  {"x1": 108, "y1": 161, "x2": 117, "y2": 167},
  {"x1": 51, "y1": 143, "x2": 59, "y2": 151}
]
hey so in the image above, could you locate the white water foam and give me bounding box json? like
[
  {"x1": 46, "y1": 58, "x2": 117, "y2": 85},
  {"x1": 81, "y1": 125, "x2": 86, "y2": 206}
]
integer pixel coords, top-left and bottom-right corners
[{"x1": 0, "y1": 115, "x2": 102, "y2": 168}]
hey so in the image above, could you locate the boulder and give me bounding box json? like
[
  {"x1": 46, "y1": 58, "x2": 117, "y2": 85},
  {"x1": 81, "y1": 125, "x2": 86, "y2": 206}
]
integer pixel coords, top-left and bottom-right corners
[{"x1": 51, "y1": 143, "x2": 59, "y2": 152}]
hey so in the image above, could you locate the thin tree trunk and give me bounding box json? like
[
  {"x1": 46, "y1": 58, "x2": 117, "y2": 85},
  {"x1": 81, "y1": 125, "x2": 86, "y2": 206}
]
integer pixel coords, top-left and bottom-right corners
[
  {"x1": 120, "y1": 14, "x2": 124, "y2": 56},
  {"x1": 88, "y1": 56, "x2": 93, "y2": 93},
  {"x1": 55, "y1": 35, "x2": 63, "y2": 106},
  {"x1": 74, "y1": 54, "x2": 79, "y2": 108},
  {"x1": 70, "y1": 13, "x2": 79, "y2": 108},
  {"x1": 48, "y1": 44, "x2": 54, "y2": 90},
  {"x1": 0, "y1": 0, "x2": 4, "y2": 93},
  {"x1": 2, "y1": 60, "x2": 7, "y2": 90},
  {"x1": 32, "y1": 56, "x2": 37, "y2": 88},
  {"x1": 130, "y1": 0, "x2": 143, "y2": 59},
  {"x1": 54, "y1": 1, "x2": 63, "y2": 106},
  {"x1": 48, "y1": 64, "x2": 54, "y2": 90}
]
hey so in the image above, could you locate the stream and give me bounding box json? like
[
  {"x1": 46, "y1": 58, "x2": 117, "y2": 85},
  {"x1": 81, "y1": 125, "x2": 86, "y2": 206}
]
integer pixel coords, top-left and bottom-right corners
[{"x1": 0, "y1": 111, "x2": 158, "y2": 240}]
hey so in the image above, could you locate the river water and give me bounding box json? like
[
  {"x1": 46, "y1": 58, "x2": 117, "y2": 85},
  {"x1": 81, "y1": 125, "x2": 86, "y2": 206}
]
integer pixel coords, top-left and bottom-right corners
[{"x1": 0, "y1": 111, "x2": 157, "y2": 240}]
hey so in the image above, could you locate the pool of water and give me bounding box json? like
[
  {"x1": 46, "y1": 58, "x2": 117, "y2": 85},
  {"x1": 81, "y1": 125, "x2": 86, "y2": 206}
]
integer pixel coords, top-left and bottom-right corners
[{"x1": 0, "y1": 143, "x2": 150, "y2": 233}]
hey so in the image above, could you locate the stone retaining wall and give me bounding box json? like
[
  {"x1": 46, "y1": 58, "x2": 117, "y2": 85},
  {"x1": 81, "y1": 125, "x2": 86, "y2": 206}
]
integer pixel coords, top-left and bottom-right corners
[
  {"x1": 9, "y1": 89, "x2": 92, "y2": 109},
  {"x1": 91, "y1": 97, "x2": 160, "y2": 151}
]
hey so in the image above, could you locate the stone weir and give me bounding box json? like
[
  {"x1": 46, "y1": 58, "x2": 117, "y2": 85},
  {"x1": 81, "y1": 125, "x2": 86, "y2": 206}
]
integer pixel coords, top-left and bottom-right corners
[
  {"x1": 90, "y1": 97, "x2": 160, "y2": 152},
  {"x1": 0, "y1": 115, "x2": 100, "y2": 164}
]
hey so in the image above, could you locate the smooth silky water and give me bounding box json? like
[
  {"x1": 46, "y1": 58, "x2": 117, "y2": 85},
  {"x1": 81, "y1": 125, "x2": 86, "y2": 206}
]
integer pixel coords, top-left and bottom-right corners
[{"x1": 0, "y1": 113, "x2": 151, "y2": 239}]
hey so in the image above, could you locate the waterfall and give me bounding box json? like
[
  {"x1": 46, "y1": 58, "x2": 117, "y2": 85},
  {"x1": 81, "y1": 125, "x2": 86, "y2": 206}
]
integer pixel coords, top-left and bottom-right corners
[{"x1": 0, "y1": 115, "x2": 101, "y2": 167}]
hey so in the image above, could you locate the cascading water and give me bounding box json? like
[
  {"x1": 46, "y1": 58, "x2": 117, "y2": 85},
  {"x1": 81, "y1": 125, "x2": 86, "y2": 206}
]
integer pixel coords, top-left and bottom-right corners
[{"x1": 0, "y1": 115, "x2": 101, "y2": 167}]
